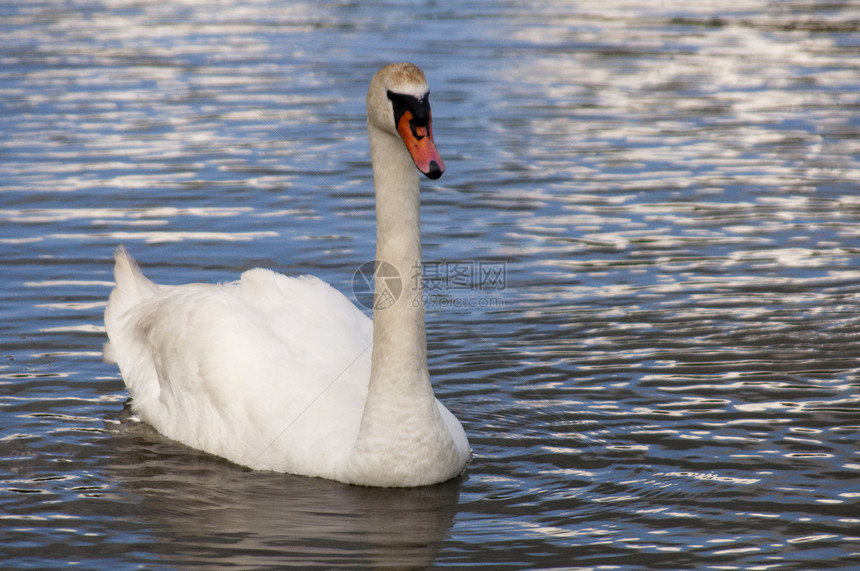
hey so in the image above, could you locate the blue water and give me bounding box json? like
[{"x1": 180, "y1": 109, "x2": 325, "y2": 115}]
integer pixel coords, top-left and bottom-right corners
[{"x1": 2, "y1": 0, "x2": 859, "y2": 568}]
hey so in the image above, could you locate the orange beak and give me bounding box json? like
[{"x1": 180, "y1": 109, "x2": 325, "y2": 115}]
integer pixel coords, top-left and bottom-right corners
[{"x1": 396, "y1": 110, "x2": 445, "y2": 180}]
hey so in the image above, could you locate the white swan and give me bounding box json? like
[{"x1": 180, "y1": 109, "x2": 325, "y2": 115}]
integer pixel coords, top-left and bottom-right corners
[{"x1": 104, "y1": 63, "x2": 470, "y2": 487}]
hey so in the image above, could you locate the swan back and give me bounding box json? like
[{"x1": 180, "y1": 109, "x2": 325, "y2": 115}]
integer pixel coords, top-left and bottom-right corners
[{"x1": 106, "y1": 249, "x2": 375, "y2": 476}]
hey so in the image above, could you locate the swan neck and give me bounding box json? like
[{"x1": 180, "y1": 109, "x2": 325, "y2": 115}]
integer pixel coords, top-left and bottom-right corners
[
  {"x1": 368, "y1": 125, "x2": 428, "y2": 389},
  {"x1": 345, "y1": 93, "x2": 466, "y2": 486}
]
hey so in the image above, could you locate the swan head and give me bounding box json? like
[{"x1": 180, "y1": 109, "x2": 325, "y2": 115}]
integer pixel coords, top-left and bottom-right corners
[{"x1": 367, "y1": 63, "x2": 445, "y2": 180}]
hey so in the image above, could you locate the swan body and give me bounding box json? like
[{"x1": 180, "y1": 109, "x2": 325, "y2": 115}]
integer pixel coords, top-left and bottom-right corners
[{"x1": 104, "y1": 63, "x2": 470, "y2": 487}]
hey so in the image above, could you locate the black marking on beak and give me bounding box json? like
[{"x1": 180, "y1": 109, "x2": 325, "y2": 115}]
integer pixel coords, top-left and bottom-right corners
[
  {"x1": 425, "y1": 161, "x2": 443, "y2": 180},
  {"x1": 387, "y1": 90, "x2": 431, "y2": 130}
]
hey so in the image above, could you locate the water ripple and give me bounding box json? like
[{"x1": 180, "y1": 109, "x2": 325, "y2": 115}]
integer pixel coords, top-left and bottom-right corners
[{"x1": 2, "y1": 0, "x2": 860, "y2": 568}]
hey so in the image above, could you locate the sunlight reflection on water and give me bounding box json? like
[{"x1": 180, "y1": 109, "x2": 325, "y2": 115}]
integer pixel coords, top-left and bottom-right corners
[{"x1": 1, "y1": 0, "x2": 860, "y2": 568}]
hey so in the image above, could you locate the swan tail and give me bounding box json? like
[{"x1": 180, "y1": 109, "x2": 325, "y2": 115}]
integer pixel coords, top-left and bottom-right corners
[
  {"x1": 112, "y1": 245, "x2": 159, "y2": 299},
  {"x1": 103, "y1": 246, "x2": 160, "y2": 365}
]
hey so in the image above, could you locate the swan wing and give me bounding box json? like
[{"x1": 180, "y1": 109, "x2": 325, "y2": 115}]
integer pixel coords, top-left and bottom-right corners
[{"x1": 104, "y1": 249, "x2": 373, "y2": 476}]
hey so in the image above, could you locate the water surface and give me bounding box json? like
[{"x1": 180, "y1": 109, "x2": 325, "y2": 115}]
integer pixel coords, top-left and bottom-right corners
[{"x1": 2, "y1": 0, "x2": 859, "y2": 568}]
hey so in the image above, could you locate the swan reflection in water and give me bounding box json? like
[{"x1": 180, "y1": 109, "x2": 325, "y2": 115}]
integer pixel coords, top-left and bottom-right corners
[{"x1": 106, "y1": 416, "x2": 463, "y2": 569}]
